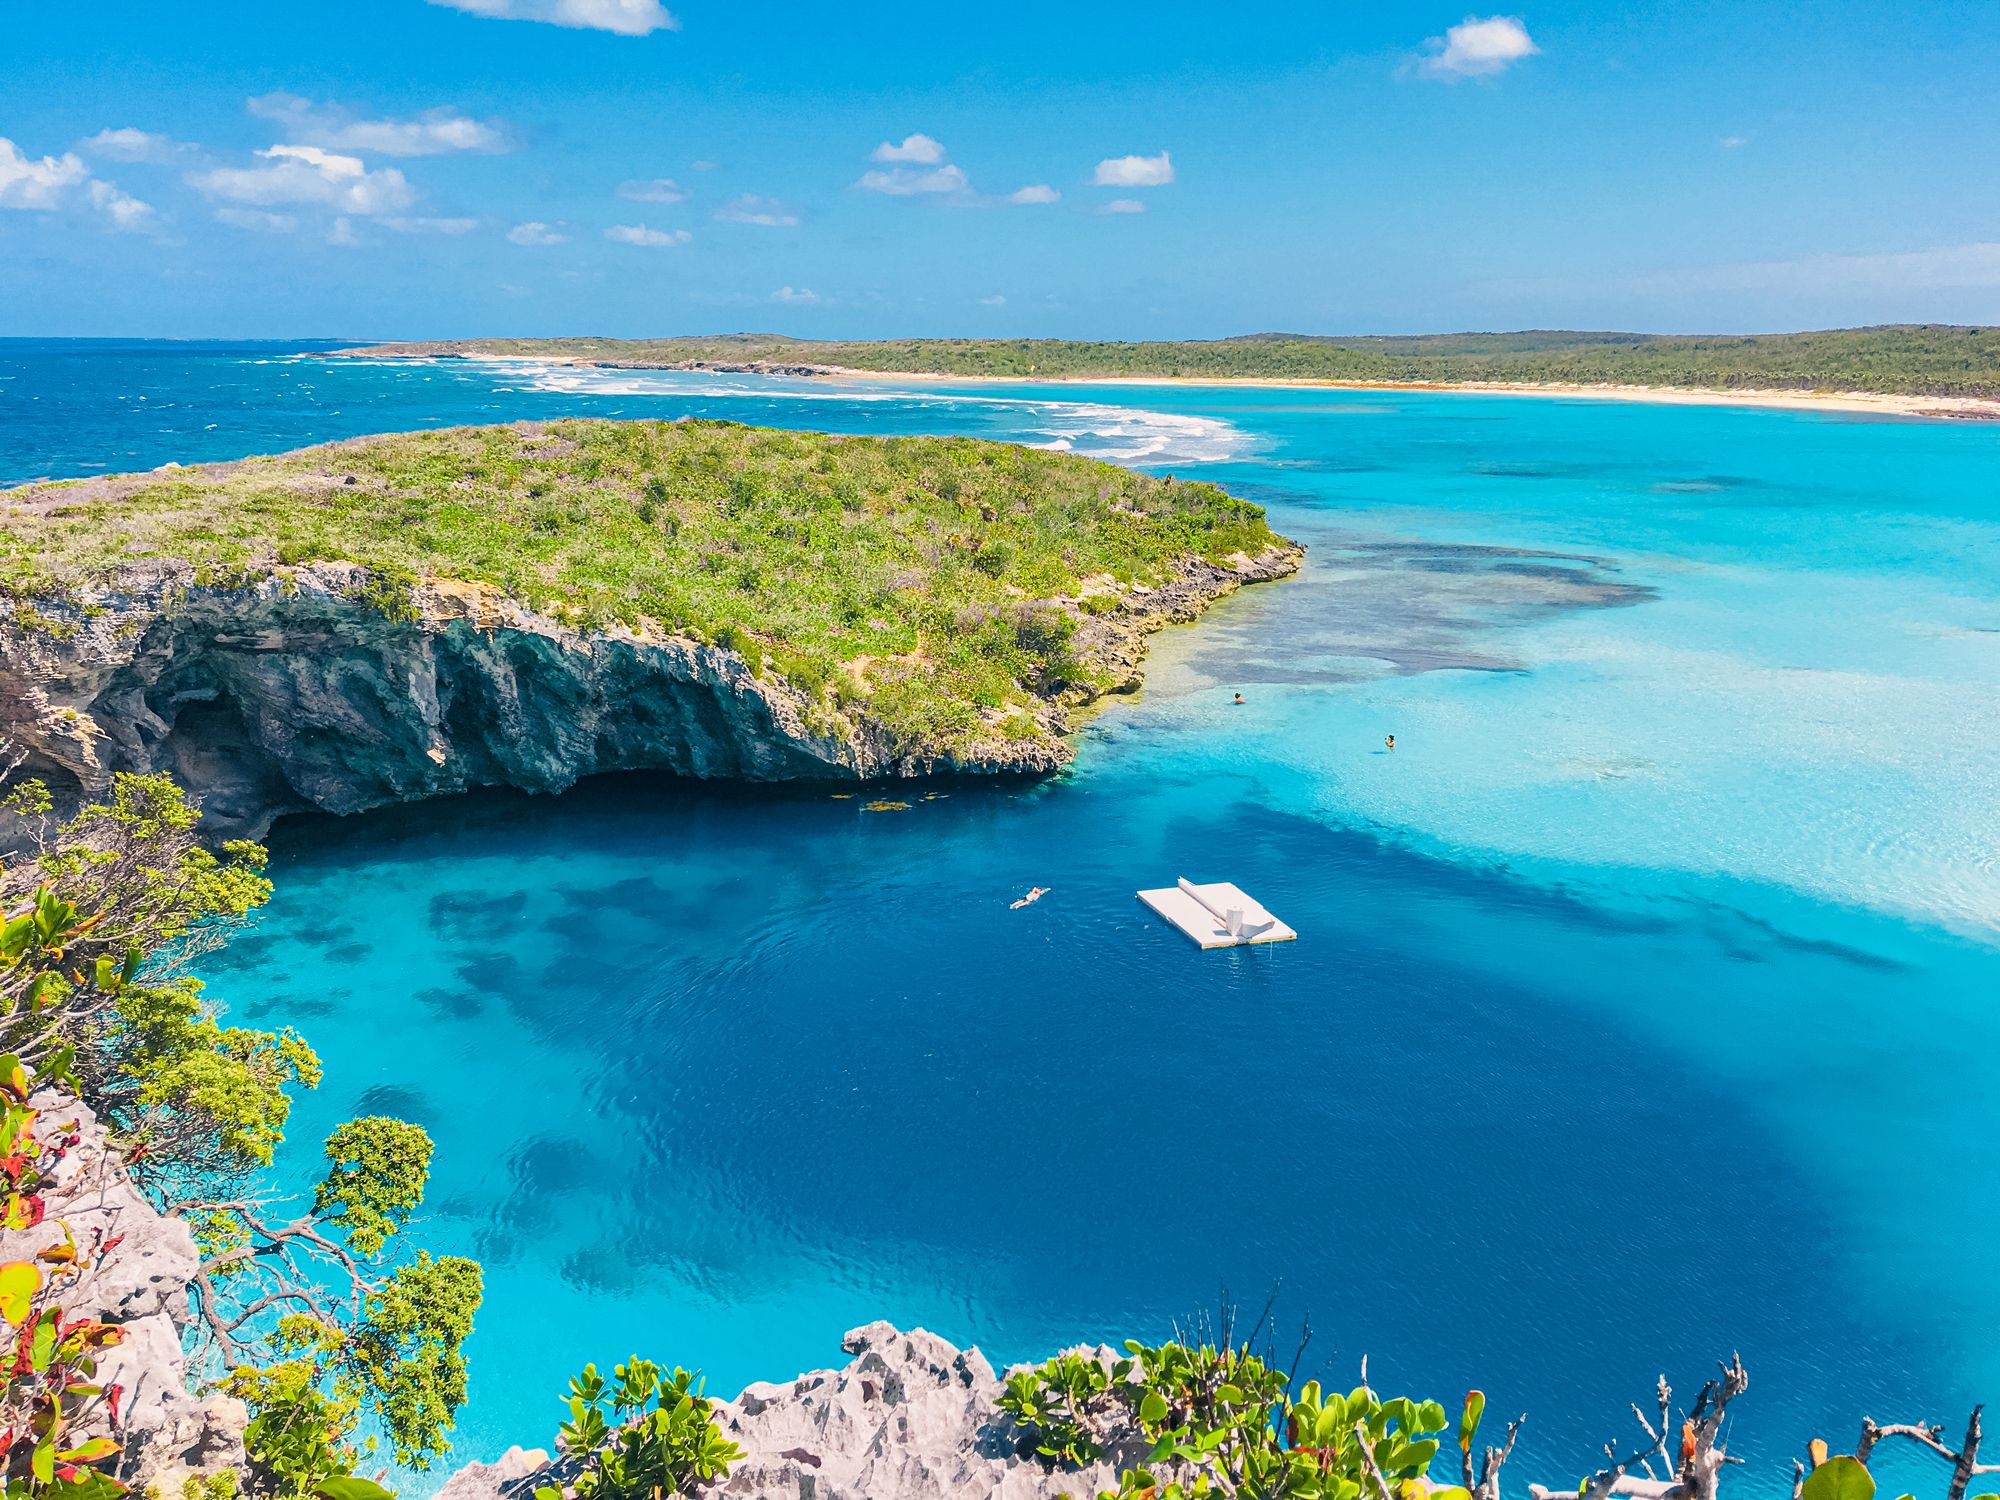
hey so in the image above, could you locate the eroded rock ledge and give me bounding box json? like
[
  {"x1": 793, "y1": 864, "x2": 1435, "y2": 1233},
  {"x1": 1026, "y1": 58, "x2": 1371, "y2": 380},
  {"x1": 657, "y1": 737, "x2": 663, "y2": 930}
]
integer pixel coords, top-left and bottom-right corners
[
  {"x1": 0, "y1": 544, "x2": 1298, "y2": 840},
  {"x1": 438, "y1": 1322, "x2": 1136, "y2": 1500},
  {"x1": 0, "y1": 1092, "x2": 246, "y2": 1490}
]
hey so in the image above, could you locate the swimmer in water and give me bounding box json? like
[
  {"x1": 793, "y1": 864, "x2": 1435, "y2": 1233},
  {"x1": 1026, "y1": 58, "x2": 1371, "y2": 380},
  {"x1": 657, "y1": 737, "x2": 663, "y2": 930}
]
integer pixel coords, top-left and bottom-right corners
[
  {"x1": 1385, "y1": 734, "x2": 1396, "y2": 751},
  {"x1": 1010, "y1": 887, "x2": 1050, "y2": 909},
  {"x1": 1233, "y1": 692, "x2": 1245, "y2": 704}
]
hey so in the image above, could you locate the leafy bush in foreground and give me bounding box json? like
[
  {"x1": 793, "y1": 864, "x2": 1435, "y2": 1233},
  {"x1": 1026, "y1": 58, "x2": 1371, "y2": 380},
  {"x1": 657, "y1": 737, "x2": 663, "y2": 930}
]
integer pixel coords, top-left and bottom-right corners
[
  {"x1": 0, "y1": 772, "x2": 484, "y2": 1499},
  {"x1": 535, "y1": 1360, "x2": 742, "y2": 1500}
]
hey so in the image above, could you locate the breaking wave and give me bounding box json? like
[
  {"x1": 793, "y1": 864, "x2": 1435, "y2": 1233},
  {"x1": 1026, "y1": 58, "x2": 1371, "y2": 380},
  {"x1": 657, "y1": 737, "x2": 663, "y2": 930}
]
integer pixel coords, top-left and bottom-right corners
[{"x1": 485, "y1": 360, "x2": 1250, "y2": 466}]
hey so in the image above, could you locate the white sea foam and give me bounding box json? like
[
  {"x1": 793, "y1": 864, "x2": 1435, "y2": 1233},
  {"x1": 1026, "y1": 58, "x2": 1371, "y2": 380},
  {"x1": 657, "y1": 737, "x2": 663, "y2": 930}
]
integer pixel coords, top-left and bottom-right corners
[{"x1": 482, "y1": 361, "x2": 1249, "y2": 466}]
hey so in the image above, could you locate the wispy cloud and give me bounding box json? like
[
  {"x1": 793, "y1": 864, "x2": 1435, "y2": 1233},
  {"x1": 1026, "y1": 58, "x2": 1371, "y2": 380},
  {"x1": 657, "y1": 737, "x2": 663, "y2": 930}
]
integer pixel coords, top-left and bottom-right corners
[
  {"x1": 1415, "y1": 15, "x2": 1539, "y2": 80},
  {"x1": 2, "y1": 135, "x2": 158, "y2": 232},
  {"x1": 618, "y1": 178, "x2": 685, "y2": 203},
  {"x1": 978, "y1": 294, "x2": 1007, "y2": 306},
  {"x1": 606, "y1": 223, "x2": 691, "y2": 246},
  {"x1": 771, "y1": 286, "x2": 820, "y2": 303},
  {"x1": 1008, "y1": 184, "x2": 1060, "y2": 205},
  {"x1": 215, "y1": 207, "x2": 299, "y2": 233},
  {"x1": 190, "y1": 144, "x2": 416, "y2": 214},
  {"x1": 714, "y1": 193, "x2": 799, "y2": 226},
  {"x1": 87, "y1": 179, "x2": 157, "y2": 231},
  {"x1": 383, "y1": 215, "x2": 479, "y2": 234},
  {"x1": 426, "y1": 0, "x2": 677, "y2": 35},
  {"x1": 1719, "y1": 134, "x2": 1749, "y2": 149},
  {"x1": 856, "y1": 162, "x2": 970, "y2": 196},
  {"x1": 79, "y1": 128, "x2": 198, "y2": 164},
  {"x1": 1097, "y1": 198, "x2": 1147, "y2": 215},
  {"x1": 507, "y1": 220, "x2": 568, "y2": 245},
  {"x1": 871, "y1": 133, "x2": 946, "y2": 165},
  {"x1": 1093, "y1": 151, "x2": 1173, "y2": 187},
  {"x1": 247, "y1": 94, "x2": 510, "y2": 156},
  {"x1": 1631, "y1": 242, "x2": 2000, "y2": 294}
]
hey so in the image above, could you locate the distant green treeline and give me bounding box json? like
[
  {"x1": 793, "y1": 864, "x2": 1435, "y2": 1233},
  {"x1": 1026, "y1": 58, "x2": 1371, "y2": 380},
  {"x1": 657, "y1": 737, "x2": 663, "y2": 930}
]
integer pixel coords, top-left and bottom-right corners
[{"x1": 352, "y1": 325, "x2": 2000, "y2": 398}]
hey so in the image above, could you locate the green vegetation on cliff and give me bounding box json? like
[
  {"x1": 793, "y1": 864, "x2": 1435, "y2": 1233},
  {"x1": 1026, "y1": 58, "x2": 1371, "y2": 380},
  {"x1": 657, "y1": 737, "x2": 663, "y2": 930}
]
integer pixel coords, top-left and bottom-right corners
[
  {"x1": 352, "y1": 325, "x2": 2000, "y2": 398},
  {"x1": 0, "y1": 419, "x2": 1286, "y2": 752}
]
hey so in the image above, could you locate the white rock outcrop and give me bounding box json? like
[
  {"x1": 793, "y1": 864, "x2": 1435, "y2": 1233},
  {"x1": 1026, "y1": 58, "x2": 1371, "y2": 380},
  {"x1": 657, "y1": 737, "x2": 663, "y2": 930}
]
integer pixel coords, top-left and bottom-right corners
[{"x1": 0, "y1": 1093, "x2": 245, "y2": 1489}]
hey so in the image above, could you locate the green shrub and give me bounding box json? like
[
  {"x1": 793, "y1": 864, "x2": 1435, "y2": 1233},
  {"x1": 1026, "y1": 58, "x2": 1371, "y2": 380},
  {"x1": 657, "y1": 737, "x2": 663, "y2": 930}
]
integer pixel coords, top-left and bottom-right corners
[{"x1": 535, "y1": 1360, "x2": 741, "y2": 1500}]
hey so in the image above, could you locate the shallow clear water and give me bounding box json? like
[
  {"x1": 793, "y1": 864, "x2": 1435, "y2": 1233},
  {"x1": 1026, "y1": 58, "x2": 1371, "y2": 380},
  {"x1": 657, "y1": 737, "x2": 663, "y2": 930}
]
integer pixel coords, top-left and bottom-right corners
[{"x1": 9, "y1": 342, "x2": 2000, "y2": 1494}]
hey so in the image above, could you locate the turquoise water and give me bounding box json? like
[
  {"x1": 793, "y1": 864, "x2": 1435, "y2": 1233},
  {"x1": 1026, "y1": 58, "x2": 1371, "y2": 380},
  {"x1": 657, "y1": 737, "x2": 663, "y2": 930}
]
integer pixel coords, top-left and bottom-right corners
[{"x1": 10, "y1": 343, "x2": 2000, "y2": 1493}]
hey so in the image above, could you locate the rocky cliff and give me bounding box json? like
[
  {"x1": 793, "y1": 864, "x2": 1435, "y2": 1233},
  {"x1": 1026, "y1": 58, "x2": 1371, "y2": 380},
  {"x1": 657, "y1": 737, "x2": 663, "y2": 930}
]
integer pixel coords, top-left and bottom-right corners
[
  {"x1": 0, "y1": 1091, "x2": 246, "y2": 1490},
  {"x1": 0, "y1": 545, "x2": 1298, "y2": 840},
  {"x1": 437, "y1": 1322, "x2": 1142, "y2": 1500}
]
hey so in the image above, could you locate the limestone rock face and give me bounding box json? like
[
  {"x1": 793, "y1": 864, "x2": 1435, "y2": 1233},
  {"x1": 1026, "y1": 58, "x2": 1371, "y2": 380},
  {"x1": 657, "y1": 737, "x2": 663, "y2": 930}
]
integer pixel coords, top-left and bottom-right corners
[
  {"x1": 0, "y1": 1092, "x2": 246, "y2": 1489},
  {"x1": 0, "y1": 545, "x2": 1299, "y2": 840},
  {"x1": 438, "y1": 1322, "x2": 1139, "y2": 1500}
]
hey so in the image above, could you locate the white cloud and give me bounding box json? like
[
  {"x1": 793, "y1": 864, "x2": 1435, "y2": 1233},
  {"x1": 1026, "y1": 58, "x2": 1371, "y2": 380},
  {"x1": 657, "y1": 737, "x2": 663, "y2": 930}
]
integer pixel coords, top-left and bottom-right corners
[
  {"x1": 855, "y1": 163, "x2": 970, "y2": 196},
  {"x1": 1008, "y1": 184, "x2": 1060, "y2": 205},
  {"x1": 871, "y1": 133, "x2": 946, "y2": 165},
  {"x1": 80, "y1": 128, "x2": 196, "y2": 164},
  {"x1": 1098, "y1": 198, "x2": 1147, "y2": 215},
  {"x1": 978, "y1": 294, "x2": 1007, "y2": 306},
  {"x1": 1719, "y1": 135, "x2": 1748, "y2": 149},
  {"x1": 606, "y1": 223, "x2": 690, "y2": 246},
  {"x1": 215, "y1": 206, "x2": 299, "y2": 233},
  {"x1": 1416, "y1": 15, "x2": 1539, "y2": 80},
  {"x1": 0, "y1": 138, "x2": 89, "y2": 209},
  {"x1": 247, "y1": 93, "x2": 509, "y2": 156},
  {"x1": 508, "y1": 220, "x2": 568, "y2": 245},
  {"x1": 1093, "y1": 151, "x2": 1173, "y2": 187},
  {"x1": 690, "y1": 159, "x2": 720, "y2": 172},
  {"x1": 87, "y1": 179, "x2": 157, "y2": 231},
  {"x1": 327, "y1": 217, "x2": 363, "y2": 247},
  {"x1": 771, "y1": 286, "x2": 820, "y2": 303},
  {"x1": 383, "y1": 215, "x2": 479, "y2": 234},
  {"x1": 1, "y1": 135, "x2": 157, "y2": 231},
  {"x1": 190, "y1": 144, "x2": 417, "y2": 214},
  {"x1": 618, "y1": 178, "x2": 686, "y2": 203},
  {"x1": 426, "y1": 0, "x2": 677, "y2": 34},
  {"x1": 715, "y1": 193, "x2": 798, "y2": 226}
]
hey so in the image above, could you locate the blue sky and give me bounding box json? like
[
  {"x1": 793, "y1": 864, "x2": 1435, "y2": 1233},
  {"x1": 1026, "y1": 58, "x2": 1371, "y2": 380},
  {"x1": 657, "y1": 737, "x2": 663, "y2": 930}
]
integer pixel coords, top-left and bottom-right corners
[{"x1": 2, "y1": 0, "x2": 1996, "y2": 338}]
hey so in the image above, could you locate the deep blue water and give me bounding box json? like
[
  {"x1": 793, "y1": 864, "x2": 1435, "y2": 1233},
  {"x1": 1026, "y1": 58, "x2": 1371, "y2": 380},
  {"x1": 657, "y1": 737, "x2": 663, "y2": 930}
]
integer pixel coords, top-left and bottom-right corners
[{"x1": 8, "y1": 340, "x2": 2000, "y2": 1496}]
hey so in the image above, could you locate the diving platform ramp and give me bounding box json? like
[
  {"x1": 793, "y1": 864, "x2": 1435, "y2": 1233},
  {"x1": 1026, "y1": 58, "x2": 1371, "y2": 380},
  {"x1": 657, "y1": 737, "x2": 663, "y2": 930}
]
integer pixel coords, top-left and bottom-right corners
[{"x1": 1138, "y1": 878, "x2": 1296, "y2": 949}]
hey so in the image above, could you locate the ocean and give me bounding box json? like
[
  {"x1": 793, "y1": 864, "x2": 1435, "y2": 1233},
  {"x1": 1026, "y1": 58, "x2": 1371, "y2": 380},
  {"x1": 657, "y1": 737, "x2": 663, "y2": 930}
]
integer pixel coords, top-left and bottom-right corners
[{"x1": 6, "y1": 339, "x2": 1999, "y2": 1495}]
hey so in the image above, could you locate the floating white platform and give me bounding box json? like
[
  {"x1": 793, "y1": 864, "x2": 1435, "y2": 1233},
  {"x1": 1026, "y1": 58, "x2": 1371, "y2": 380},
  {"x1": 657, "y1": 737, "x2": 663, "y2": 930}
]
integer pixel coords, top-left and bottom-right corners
[{"x1": 1138, "y1": 878, "x2": 1297, "y2": 949}]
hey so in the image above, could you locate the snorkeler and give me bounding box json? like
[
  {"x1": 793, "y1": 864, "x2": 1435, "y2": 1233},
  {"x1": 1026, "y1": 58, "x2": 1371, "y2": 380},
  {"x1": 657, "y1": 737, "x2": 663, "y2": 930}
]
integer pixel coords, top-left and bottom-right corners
[
  {"x1": 1010, "y1": 887, "x2": 1050, "y2": 909},
  {"x1": 1385, "y1": 734, "x2": 1396, "y2": 751}
]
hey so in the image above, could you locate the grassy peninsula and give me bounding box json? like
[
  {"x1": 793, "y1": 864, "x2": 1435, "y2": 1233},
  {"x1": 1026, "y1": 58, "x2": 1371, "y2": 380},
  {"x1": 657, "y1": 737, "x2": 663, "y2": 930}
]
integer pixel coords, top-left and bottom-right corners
[
  {"x1": 346, "y1": 324, "x2": 2000, "y2": 401},
  {"x1": 0, "y1": 418, "x2": 1288, "y2": 749}
]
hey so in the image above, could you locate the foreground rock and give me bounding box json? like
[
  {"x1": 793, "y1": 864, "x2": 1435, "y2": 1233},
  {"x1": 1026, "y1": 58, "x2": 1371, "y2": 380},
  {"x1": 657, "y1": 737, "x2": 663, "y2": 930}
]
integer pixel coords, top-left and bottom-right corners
[
  {"x1": 438, "y1": 1322, "x2": 1139, "y2": 1500},
  {"x1": 0, "y1": 544, "x2": 1298, "y2": 840},
  {"x1": 0, "y1": 1092, "x2": 245, "y2": 1490}
]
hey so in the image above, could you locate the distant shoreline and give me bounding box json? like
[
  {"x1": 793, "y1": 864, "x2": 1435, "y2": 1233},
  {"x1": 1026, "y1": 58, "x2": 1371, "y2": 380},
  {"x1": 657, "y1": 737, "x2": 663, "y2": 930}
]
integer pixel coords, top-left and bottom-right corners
[
  {"x1": 828, "y1": 369, "x2": 2000, "y2": 420},
  {"x1": 365, "y1": 351, "x2": 2000, "y2": 422}
]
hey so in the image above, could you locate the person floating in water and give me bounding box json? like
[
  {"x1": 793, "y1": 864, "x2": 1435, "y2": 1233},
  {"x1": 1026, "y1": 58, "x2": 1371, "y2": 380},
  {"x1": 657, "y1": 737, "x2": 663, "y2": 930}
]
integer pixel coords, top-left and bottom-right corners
[
  {"x1": 1385, "y1": 734, "x2": 1396, "y2": 751},
  {"x1": 1010, "y1": 887, "x2": 1050, "y2": 909},
  {"x1": 1233, "y1": 692, "x2": 1245, "y2": 704}
]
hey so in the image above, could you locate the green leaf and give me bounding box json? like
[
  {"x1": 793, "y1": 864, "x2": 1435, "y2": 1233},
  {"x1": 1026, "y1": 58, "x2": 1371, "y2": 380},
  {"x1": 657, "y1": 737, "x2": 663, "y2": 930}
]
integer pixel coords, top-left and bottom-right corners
[
  {"x1": 313, "y1": 1476, "x2": 399, "y2": 1500},
  {"x1": 0, "y1": 1260, "x2": 42, "y2": 1324},
  {"x1": 1460, "y1": 1391, "x2": 1486, "y2": 1454},
  {"x1": 1801, "y1": 1455, "x2": 1876, "y2": 1500},
  {"x1": 1139, "y1": 1390, "x2": 1170, "y2": 1426}
]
